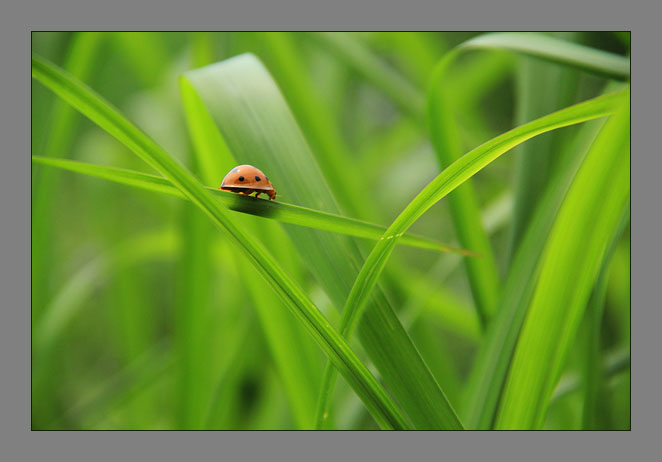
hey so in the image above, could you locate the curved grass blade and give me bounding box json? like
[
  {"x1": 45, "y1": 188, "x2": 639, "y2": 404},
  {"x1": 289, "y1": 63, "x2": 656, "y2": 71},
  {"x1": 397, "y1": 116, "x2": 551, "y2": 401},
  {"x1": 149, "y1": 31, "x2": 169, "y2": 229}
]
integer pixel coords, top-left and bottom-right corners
[
  {"x1": 314, "y1": 87, "x2": 628, "y2": 430},
  {"x1": 31, "y1": 156, "x2": 472, "y2": 256},
  {"x1": 336, "y1": 88, "x2": 629, "y2": 397},
  {"x1": 32, "y1": 53, "x2": 411, "y2": 430},
  {"x1": 427, "y1": 33, "x2": 629, "y2": 325},
  {"x1": 183, "y1": 53, "x2": 457, "y2": 430},
  {"x1": 494, "y1": 97, "x2": 630, "y2": 429},
  {"x1": 313, "y1": 32, "x2": 629, "y2": 329}
]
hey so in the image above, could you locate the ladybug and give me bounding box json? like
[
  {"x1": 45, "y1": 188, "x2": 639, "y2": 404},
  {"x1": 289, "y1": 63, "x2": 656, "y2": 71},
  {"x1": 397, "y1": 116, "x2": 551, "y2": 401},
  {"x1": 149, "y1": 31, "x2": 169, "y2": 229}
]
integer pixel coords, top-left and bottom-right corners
[{"x1": 219, "y1": 165, "x2": 277, "y2": 200}]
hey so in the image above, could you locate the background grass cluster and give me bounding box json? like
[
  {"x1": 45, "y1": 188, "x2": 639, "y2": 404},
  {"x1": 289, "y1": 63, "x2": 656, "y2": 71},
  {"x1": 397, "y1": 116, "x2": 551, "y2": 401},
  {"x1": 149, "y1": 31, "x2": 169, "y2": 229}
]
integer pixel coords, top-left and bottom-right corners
[{"x1": 31, "y1": 31, "x2": 630, "y2": 430}]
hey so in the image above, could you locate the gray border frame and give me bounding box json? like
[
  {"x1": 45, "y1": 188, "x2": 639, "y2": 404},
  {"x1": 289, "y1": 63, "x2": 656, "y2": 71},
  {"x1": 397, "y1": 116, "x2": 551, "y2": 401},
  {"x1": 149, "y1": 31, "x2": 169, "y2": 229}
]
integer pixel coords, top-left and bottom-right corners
[{"x1": 4, "y1": 0, "x2": 658, "y2": 461}]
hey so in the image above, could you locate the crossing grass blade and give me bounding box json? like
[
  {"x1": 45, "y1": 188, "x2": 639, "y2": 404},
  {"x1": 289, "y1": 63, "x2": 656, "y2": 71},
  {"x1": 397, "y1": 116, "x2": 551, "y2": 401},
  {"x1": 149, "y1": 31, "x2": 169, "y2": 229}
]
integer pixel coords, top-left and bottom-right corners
[
  {"x1": 427, "y1": 33, "x2": 630, "y2": 326},
  {"x1": 31, "y1": 156, "x2": 471, "y2": 256},
  {"x1": 336, "y1": 87, "x2": 628, "y2": 388},
  {"x1": 494, "y1": 96, "x2": 630, "y2": 429},
  {"x1": 313, "y1": 87, "x2": 626, "y2": 430},
  {"x1": 32, "y1": 53, "x2": 411, "y2": 430}
]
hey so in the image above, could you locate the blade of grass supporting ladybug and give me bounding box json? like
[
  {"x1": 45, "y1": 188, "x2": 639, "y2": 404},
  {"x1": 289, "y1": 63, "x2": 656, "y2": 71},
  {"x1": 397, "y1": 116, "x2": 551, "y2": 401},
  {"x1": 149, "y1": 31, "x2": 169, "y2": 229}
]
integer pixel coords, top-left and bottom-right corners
[
  {"x1": 459, "y1": 114, "x2": 609, "y2": 429},
  {"x1": 183, "y1": 53, "x2": 459, "y2": 430},
  {"x1": 32, "y1": 156, "x2": 471, "y2": 256},
  {"x1": 494, "y1": 97, "x2": 630, "y2": 429},
  {"x1": 32, "y1": 53, "x2": 411, "y2": 430},
  {"x1": 329, "y1": 87, "x2": 628, "y2": 423}
]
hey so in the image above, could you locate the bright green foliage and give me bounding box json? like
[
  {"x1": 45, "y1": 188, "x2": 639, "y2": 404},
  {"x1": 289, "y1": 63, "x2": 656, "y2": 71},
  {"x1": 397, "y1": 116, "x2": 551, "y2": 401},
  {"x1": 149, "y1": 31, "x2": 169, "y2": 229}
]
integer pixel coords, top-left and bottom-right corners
[{"x1": 31, "y1": 32, "x2": 630, "y2": 430}]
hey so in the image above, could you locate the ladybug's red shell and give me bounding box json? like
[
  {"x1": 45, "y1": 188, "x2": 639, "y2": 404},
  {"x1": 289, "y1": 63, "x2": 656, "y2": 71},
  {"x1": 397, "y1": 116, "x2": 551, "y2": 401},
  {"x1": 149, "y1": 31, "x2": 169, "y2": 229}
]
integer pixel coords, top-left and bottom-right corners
[{"x1": 220, "y1": 165, "x2": 276, "y2": 200}]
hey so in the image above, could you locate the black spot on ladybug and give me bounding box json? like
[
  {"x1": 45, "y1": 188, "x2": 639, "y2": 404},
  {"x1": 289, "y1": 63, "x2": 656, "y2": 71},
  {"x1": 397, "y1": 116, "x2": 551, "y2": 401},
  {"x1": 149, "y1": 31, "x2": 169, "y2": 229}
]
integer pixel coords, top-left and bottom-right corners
[
  {"x1": 255, "y1": 176, "x2": 261, "y2": 181},
  {"x1": 238, "y1": 176, "x2": 245, "y2": 182}
]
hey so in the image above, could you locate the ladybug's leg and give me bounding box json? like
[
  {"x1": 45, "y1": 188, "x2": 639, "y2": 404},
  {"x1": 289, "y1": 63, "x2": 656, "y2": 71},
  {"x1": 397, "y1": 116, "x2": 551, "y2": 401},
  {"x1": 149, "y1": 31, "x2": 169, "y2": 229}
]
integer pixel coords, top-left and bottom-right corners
[
  {"x1": 254, "y1": 191, "x2": 262, "y2": 199},
  {"x1": 268, "y1": 190, "x2": 276, "y2": 201},
  {"x1": 239, "y1": 189, "x2": 253, "y2": 196}
]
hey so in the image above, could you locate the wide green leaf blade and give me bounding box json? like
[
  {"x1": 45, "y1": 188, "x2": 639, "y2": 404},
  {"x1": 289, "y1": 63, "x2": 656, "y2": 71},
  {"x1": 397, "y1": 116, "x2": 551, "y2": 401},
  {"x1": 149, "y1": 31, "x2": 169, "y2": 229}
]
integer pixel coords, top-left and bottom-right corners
[
  {"x1": 494, "y1": 95, "x2": 630, "y2": 429},
  {"x1": 32, "y1": 53, "x2": 411, "y2": 430},
  {"x1": 31, "y1": 156, "x2": 470, "y2": 255}
]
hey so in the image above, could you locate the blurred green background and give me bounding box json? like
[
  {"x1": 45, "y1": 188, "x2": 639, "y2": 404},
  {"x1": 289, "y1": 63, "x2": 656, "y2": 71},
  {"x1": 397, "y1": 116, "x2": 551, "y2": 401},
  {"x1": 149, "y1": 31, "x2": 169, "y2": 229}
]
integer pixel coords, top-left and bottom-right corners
[{"x1": 31, "y1": 31, "x2": 630, "y2": 430}]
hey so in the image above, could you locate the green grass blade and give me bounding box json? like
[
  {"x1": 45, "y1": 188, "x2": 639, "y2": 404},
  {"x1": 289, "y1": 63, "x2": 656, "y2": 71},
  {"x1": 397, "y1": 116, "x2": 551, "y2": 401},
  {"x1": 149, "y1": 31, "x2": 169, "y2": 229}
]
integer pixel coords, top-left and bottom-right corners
[
  {"x1": 31, "y1": 53, "x2": 411, "y2": 430},
  {"x1": 494, "y1": 96, "x2": 630, "y2": 429},
  {"x1": 319, "y1": 88, "x2": 625, "y2": 431},
  {"x1": 31, "y1": 156, "x2": 470, "y2": 256},
  {"x1": 317, "y1": 88, "x2": 626, "y2": 432},
  {"x1": 430, "y1": 32, "x2": 630, "y2": 325},
  {"x1": 459, "y1": 32, "x2": 630, "y2": 80},
  {"x1": 459, "y1": 115, "x2": 609, "y2": 429},
  {"x1": 337, "y1": 88, "x2": 628, "y2": 391},
  {"x1": 182, "y1": 53, "x2": 454, "y2": 429}
]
